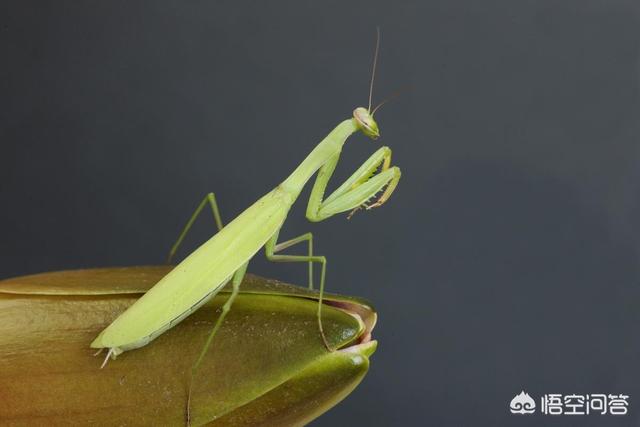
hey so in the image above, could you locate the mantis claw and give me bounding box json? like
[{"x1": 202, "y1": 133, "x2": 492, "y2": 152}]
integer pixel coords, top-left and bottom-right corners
[
  {"x1": 347, "y1": 207, "x2": 362, "y2": 220},
  {"x1": 365, "y1": 200, "x2": 384, "y2": 210},
  {"x1": 347, "y1": 175, "x2": 398, "y2": 218}
]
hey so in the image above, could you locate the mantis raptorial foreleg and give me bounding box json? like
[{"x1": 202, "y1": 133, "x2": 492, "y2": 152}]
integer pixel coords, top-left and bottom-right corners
[
  {"x1": 306, "y1": 146, "x2": 401, "y2": 221},
  {"x1": 262, "y1": 146, "x2": 400, "y2": 350},
  {"x1": 167, "y1": 192, "x2": 224, "y2": 264}
]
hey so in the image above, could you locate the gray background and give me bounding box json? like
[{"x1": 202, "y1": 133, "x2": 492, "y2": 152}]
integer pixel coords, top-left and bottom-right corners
[{"x1": 2, "y1": 1, "x2": 640, "y2": 426}]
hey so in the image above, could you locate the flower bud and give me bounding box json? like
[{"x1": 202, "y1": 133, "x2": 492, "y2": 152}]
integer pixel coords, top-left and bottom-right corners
[{"x1": 0, "y1": 266, "x2": 376, "y2": 426}]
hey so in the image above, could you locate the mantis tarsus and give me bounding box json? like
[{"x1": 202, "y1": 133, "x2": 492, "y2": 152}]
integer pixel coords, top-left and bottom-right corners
[{"x1": 90, "y1": 30, "x2": 401, "y2": 422}]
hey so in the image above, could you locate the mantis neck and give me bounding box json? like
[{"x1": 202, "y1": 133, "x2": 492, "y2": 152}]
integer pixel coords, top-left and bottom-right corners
[{"x1": 280, "y1": 119, "x2": 358, "y2": 197}]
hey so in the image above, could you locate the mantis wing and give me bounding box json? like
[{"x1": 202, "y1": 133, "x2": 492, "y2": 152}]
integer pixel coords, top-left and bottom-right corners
[{"x1": 91, "y1": 187, "x2": 293, "y2": 354}]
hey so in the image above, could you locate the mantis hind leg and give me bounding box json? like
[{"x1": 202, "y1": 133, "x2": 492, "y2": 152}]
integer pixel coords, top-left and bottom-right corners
[
  {"x1": 167, "y1": 192, "x2": 224, "y2": 264},
  {"x1": 265, "y1": 231, "x2": 331, "y2": 350},
  {"x1": 187, "y1": 262, "x2": 248, "y2": 426}
]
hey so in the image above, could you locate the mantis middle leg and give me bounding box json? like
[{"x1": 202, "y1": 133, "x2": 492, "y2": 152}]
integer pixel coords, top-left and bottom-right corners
[
  {"x1": 167, "y1": 192, "x2": 224, "y2": 264},
  {"x1": 273, "y1": 232, "x2": 315, "y2": 290},
  {"x1": 264, "y1": 231, "x2": 330, "y2": 348}
]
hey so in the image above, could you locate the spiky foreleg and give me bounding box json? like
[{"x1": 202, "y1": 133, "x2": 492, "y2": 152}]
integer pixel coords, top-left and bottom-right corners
[{"x1": 306, "y1": 146, "x2": 401, "y2": 221}]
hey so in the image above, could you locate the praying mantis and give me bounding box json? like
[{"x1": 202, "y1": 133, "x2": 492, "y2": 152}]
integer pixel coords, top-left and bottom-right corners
[{"x1": 91, "y1": 31, "x2": 400, "y2": 382}]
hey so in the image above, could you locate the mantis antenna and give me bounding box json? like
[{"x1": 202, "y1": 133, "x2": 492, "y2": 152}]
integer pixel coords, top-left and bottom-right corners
[
  {"x1": 371, "y1": 85, "x2": 413, "y2": 116},
  {"x1": 368, "y1": 26, "x2": 381, "y2": 112}
]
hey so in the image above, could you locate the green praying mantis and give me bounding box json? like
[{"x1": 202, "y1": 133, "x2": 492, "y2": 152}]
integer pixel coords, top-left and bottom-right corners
[{"x1": 91, "y1": 31, "x2": 400, "y2": 390}]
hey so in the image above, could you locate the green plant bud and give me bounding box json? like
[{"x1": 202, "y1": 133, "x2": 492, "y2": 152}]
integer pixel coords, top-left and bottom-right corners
[{"x1": 0, "y1": 266, "x2": 376, "y2": 426}]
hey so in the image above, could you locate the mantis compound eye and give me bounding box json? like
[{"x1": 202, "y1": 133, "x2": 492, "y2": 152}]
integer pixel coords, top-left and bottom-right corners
[{"x1": 353, "y1": 107, "x2": 380, "y2": 140}]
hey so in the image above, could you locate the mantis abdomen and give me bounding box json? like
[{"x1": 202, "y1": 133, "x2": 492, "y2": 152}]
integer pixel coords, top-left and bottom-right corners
[{"x1": 91, "y1": 187, "x2": 294, "y2": 355}]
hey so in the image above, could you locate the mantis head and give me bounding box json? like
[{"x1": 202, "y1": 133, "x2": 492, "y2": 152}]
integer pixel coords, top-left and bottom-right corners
[{"x1": 353, "y1": 107, "x2": 380, "y2": 140}]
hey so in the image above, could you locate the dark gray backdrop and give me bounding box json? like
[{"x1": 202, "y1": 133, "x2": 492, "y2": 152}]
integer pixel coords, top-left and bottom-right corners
[{"x1": 2, "y1": 1, "x2": 640, "y2": 426}]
